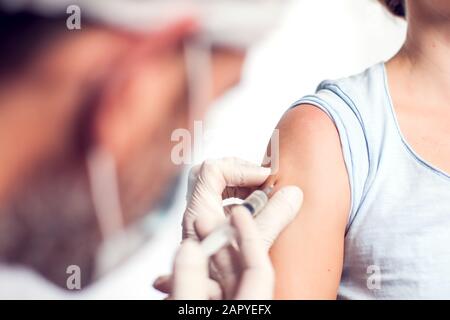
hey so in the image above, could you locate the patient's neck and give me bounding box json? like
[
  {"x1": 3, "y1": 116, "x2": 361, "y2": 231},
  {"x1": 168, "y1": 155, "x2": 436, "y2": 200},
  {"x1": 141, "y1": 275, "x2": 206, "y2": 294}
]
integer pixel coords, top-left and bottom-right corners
[{"x1": 392, "y1": 7, "x2": 450, "y2": 109}]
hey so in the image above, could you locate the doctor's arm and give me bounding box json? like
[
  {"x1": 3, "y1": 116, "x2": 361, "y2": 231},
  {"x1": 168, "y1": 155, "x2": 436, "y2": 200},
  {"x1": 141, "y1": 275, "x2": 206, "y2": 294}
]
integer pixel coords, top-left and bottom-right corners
[{"x1": 264, "y1": 105, "x2": 351, "y2": 299}]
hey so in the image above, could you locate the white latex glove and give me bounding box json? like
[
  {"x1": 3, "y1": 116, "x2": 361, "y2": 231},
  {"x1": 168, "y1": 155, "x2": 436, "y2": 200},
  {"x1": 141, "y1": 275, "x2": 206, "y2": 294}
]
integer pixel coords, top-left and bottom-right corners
[
  {"x1": 171, "y1": 208, "x2": 277, "y2": 300},
  {"x1": 182, "y1": 157, "x2": 271, "y2": 241},
  {"x1": 154, "y1": 157, "x2": 303, "y2": 299},
  {"x1": 182, "y1": 157, "x2": 302, "y2": 248}
]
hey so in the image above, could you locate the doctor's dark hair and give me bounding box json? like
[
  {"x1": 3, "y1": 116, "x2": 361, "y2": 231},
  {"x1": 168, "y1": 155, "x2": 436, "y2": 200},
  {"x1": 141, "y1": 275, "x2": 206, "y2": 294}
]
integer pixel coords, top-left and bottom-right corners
[
  {"x1": 0, "y1": 8, "x2": 96, "y2": 79},
  {"x1": 0, "y1": 9, "x2": 65, "y2": 77},
  {"x1": 379, "y1": 0, "x2": 406, "y2": 18}
]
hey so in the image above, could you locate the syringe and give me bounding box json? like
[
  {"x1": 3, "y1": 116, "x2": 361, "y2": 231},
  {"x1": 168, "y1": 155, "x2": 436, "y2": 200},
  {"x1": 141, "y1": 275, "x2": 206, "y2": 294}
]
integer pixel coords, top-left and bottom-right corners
[{"x1": 200, "y1": 187, "x2": 273, "y2": 257}]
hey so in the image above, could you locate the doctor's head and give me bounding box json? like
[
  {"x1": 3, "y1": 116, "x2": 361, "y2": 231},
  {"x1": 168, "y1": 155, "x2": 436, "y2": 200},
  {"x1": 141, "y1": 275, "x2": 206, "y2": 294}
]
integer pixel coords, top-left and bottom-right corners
[{"x1": 0, "y1": 0, "x2": 283, "y2": 288}]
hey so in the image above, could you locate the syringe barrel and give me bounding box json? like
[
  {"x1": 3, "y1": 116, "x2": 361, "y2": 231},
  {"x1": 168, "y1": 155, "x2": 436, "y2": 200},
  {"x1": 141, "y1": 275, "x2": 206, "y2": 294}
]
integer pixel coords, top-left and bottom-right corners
[{"x1": 241, "y1": 190, "x2": 269, "y2": 216}]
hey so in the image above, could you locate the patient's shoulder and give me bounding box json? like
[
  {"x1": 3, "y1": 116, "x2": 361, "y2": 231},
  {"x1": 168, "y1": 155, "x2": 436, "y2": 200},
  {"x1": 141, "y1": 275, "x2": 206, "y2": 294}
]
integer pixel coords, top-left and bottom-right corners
[
  {"x1": 267, "y1": 104, "x2": 351, "y2": 299},
  {"x1": 267, "y1": 103, "x2": 350, "y2": 219},
  {"x1": 276, "y1": 104, "x2": 345, "y2": 173},
  {"x1": 278, "y1": 104, "x2": 339, "y2": 144}
]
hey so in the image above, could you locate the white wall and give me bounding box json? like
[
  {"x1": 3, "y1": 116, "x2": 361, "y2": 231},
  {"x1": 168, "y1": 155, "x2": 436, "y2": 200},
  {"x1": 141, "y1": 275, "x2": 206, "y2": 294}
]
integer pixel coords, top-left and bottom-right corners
[
  {"x1": 202, "y1": 0, "x2": 406, "y2": 164},
  {"x1": 89, "y1": 0, "x2": 406, "y2": 299}
]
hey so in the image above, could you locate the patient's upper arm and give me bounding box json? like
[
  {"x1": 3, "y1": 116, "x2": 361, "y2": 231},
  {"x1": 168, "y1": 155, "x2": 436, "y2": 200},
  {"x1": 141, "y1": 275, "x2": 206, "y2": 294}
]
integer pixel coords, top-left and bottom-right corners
[{"x1": 265, "y1": 104, "x2": 351, "y2": 299}]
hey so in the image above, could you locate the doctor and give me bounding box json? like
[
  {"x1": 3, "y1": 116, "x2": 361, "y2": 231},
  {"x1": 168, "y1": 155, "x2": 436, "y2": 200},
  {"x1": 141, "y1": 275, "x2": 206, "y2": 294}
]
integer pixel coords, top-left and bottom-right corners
[{"x1": 0, "y1": 0, "x2": 302, "y2": 299}]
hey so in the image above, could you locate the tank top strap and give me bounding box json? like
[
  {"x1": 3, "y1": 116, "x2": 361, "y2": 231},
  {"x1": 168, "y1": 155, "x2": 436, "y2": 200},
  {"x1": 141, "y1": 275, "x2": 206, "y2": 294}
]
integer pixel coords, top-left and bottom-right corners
[{"x1": 290, "y1": 62, "x2": 395, "y2": 230}]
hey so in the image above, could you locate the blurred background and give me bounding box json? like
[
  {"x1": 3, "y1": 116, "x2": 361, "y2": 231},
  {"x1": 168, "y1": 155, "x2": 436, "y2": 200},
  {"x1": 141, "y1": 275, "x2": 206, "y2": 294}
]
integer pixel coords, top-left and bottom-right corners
[{"x1": 84, "y1": 0, "x2": 406, "y2": 299}]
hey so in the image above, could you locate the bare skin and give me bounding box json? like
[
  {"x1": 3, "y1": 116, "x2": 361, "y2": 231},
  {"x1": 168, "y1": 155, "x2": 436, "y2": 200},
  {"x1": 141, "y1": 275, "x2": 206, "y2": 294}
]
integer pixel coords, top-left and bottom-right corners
[
  {"x1": 268, "y1": 0, "x2": 450, "y2": 299},
  {"x1": 265, "y1": 106, "x2": 350, "y2": 299},
  {"x1": 386, "y1": 0, "x2": 450, "y2": 175}
]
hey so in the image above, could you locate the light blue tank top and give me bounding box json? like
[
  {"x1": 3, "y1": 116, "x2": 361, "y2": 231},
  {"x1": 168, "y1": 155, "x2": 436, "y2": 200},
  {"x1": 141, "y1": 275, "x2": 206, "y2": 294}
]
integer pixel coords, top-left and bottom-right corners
[{"x1": 292, "y1": 62, "x2": 450, "y2": 299}]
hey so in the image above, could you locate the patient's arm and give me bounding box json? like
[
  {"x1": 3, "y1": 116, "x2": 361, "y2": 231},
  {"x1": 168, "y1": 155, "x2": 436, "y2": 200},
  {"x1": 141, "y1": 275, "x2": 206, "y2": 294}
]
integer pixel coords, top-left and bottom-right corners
[{"x1": 264, "y1": 105, "x2": 350, "y2": 299}]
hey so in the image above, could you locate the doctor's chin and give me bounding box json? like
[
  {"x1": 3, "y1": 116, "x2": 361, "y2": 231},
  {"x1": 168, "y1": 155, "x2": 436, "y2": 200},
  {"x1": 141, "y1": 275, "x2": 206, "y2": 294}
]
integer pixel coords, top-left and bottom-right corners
[{"x1": 1, "y1": 0, "x2": 450, "y2": 305}]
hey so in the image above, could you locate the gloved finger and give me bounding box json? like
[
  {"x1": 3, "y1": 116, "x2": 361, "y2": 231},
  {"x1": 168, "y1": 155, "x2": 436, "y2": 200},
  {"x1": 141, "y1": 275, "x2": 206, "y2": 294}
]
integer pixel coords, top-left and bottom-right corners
[
  {"x1": 187, "y1": 162, "x2": 262, "y2": 202},
  {"x1": 230, "y1": 208, "x2": 274, "y2": 300},
  {"x1": 188, "y1": 167, "x2": 255, "y2": 202},
  {"x1": 172, "y1": 240, "x2": 209, "y2": 300},
  {"x1": 183, "y1": 158, "x2": 271, "y2": 241},
  {"x1": 193, "y1": 158, "x2": 271, "y2": 199},
  {"x1": 194, "y1": 214, "x2": 220, "y2": 240},
  {"x1": 186, "y1": 164, "x2": 202, "y2": 201},
  {"x1": 195, "y1": 212, "x2": 241, "y2": 299},
  {"x1": 254, "y1": 186, "x2": 303, "y2": 251},
  {"x1": 182, "y1": 201, "x2": 228, "y2": 241},
  {"x1": 153, "y1": 274, "x2": 223, "y2": 300}
]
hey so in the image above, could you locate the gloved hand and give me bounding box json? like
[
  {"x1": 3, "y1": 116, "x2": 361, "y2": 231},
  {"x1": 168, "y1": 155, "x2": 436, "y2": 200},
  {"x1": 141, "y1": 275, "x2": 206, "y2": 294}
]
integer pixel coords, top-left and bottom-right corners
[
  {"x1": 182, "y1": 157, "x2": 302, "y2": 249},
  {"x1": 182, "y1": 157, "x2": 266, "y2": 239},
  {"x1": 170, "y1": 208, "x2": 278, "y2": 300},
  {"x1": 154, "y1": 157, "x2": 303, "y2": 299}
]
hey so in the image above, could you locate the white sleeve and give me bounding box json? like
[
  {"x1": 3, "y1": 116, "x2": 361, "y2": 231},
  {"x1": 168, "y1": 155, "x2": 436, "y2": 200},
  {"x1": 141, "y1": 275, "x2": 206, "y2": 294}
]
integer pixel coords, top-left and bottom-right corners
[{"x1": 291, "y1": 86, "x2": 370, "y2": 231}]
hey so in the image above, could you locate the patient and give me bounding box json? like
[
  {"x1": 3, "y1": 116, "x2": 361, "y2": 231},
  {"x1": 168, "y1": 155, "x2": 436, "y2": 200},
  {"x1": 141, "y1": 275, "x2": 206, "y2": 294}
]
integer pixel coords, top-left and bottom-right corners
[{"x1": 266, "y1": 0, "x2": 450, "y2": 299}]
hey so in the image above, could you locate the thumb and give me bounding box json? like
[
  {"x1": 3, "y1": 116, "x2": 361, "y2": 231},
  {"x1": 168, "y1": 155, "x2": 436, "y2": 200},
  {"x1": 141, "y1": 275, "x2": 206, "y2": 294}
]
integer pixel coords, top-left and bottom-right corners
[{"x1": 254, "y1": 186, "x2": 303, "y2": 251}]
